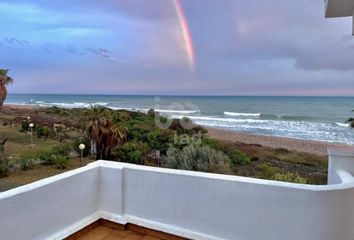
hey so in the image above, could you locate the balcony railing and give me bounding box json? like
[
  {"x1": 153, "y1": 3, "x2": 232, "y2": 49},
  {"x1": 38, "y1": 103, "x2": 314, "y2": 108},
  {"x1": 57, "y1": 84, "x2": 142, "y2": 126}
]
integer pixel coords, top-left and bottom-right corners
[{"x1": 0, "y1": 148, "x2": 354, "y2": 240}]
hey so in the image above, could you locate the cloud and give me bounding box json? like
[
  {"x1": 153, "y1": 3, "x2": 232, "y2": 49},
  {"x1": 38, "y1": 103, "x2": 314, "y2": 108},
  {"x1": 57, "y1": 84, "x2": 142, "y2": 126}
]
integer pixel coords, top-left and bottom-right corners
[{"x1": 2, "y1": 0, "x2": 354, "y2": 95}]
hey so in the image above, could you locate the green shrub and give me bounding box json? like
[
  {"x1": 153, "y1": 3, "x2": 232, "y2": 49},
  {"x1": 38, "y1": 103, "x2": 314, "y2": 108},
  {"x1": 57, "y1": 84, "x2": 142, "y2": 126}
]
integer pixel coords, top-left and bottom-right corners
[
  {"x1": 37, "y1": 149, "x2": 57, "y2": 165},
  {"x1": 272, "y1": 172, "x2": 307, "y2": 184},
  {"x1": 36, "y1": 144, "x2": 71, "y2": 166},
  {"x1": 53, "y1": 143, "x2": 73, "y2": 156},
  {"x1": 202, "y1": 137, "x2": 250, "y2": 166},
  {"x1": 116, "y1": 141, "x2": 149, "y2": 165},
  {"x1": 19, "y1": 155, "x2": 36, "y2": 170},
  {"x1": 127, "y1": 127, "x2": 150, "y2": 142},
  {"x1": 46, "y1": 106, "x2": 70, "y2": 116},
  {"x1": 36, "y1": 125, "x2": 54, "y2": 140},
  {"x1": 73, "y1": 137, "x2": 91, "y2": 157},
  {"x1": 54, "y1": 156, "x2": 69, "y2": 169},
  {"x1": 20, "y1": 120, "x2": 30, "y2": 132},
  {"x1": 55, "y1": 128, "x2": 69, "y2": 142},
  {"x1": 147, "y1": 129, "x2": 173, "y2": 154},
  {"x1": 229, "y1": 149, "x2": 250, "y2": 166},
  {"x1": 0, "y1": 154, "x2": 11, "y2": 178},
  {"x1": 147, "y1": 109, "x2": 155, "y2": 117},
  {"x1": 256, "y1": 163, "x2": 278, "y2": 179},
  {"x1": 163, "y1": 144, "x2": 232, "y2": 174},
  {"x1": 168, "y1": 119, "x2": 207, "y2": 135}
]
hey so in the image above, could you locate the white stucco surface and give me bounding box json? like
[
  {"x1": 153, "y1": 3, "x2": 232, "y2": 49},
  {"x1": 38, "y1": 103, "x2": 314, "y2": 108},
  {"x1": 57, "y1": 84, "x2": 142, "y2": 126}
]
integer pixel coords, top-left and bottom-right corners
[
  {"x1": 0, "y1": 149, "x2": 354, "y2": 240},
  {"x1": 325, "y1": 0, "x2": 354, "y2": 34}
]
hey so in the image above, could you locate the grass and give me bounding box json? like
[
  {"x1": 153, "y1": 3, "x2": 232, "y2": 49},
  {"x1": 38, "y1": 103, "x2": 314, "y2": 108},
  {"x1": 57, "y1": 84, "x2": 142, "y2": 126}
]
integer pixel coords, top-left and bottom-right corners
[
  {"x1": 0, "y1": 125, "x2": 94, "y2": 191},
  {"x1": 228, "y1": 142, "x2": 328, "y2": 185},
  {"x1": 0, "y1": 125, "x2": 59, "y2": 161},
  {"x1": 0, "y1": 158, "x2": 93, "y2": 191}
]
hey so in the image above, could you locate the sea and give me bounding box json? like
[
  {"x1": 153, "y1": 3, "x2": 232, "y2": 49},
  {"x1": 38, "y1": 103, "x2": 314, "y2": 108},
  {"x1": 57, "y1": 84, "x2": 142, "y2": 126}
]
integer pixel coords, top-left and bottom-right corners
[{"x1": 5, "y1": 94, "x2": 354, "y2": 145}]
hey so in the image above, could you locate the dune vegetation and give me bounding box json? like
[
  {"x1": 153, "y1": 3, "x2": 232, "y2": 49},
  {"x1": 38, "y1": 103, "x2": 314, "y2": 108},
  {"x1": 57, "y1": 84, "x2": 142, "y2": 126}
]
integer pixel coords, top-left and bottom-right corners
[{"x1": 0, "y1": 105, "x2": 328, "y2": 191}]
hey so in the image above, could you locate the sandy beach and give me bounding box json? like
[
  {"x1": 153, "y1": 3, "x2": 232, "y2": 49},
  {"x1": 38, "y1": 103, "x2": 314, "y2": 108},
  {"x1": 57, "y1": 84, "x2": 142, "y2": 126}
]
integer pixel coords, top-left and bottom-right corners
[{"x1": 206, "y1": 127, "x2": 352, "y2": 156}]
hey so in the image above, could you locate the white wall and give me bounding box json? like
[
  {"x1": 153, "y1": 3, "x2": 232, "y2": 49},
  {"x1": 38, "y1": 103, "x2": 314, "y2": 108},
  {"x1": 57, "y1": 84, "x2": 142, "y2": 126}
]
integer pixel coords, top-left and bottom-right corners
[
  {"x1": 0, "y1": 165, "x2": 100, "y2": 240},
  {"x1": 0, "y1": 149, "x2": 354, "y2": 240}
]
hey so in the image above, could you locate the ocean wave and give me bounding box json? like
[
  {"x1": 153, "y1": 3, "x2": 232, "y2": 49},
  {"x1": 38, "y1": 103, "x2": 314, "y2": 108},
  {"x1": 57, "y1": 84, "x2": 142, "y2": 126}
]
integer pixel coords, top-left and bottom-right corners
[
  {"x1": 155, "y1": 109, "x2": 199, "y2": 114},
  {"x1": 28, "y1": 101, "x2": 109, "y2": 109},
  {"x1": 109, "y1": 107, "x2": 149, "y2": 112},
  {"x1": 224, "y1": 112, "x2": 260, "y2": 117},
  {"x1": 279, "y1": 115, "x2": 314, "y2": 121},
  {"x1": 172, "y1": 115, "x2": 267, "y2": 123},
  {"x1": 335, "y1": 122, "x2": 350, "y2": 127}
]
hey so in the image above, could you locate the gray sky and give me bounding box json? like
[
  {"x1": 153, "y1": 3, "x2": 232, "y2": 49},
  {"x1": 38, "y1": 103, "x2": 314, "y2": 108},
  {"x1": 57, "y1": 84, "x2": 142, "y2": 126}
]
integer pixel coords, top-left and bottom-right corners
[{"x1": 1, "y1": 0, "x2": 353, "y2": 96}]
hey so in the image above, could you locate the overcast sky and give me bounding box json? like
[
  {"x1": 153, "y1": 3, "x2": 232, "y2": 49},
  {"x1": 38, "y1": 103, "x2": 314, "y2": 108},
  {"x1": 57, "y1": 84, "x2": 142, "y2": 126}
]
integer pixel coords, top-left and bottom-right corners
[{"x1": 1, "y1": 0, "x2": 353, "y2": 96}]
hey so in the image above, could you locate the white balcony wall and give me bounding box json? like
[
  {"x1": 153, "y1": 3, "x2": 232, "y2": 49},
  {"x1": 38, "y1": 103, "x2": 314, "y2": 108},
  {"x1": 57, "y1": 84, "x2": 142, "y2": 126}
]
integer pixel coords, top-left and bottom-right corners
[{"x1": 0, "y1": 149, "x2": 354, "y2": 240}]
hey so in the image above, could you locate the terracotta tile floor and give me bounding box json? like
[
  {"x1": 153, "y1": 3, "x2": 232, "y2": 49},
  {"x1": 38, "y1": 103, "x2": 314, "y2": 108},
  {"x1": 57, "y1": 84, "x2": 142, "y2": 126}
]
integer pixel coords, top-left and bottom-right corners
[{"x1": 77, "y1": 226, "x2": 161, "y2": 240}]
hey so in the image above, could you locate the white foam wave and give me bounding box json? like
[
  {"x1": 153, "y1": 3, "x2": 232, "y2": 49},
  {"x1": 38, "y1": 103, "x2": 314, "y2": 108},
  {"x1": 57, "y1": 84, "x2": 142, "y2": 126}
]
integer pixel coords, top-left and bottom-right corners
[
  {"x1": 336, "y1": 122, "x2": 350, "y2": 127},
  {"x1": 155, "y1": 109, "x2": 199, "y2": 114},
  {"x1": 172, "y1": 115, "x2": 267, "y2": 123},
  {"x1": 224, "y1": 111, "x2": 261, "y2": 117},
  {"x1": 30, "y1": 101, "x2": 109, "y2": 109}
]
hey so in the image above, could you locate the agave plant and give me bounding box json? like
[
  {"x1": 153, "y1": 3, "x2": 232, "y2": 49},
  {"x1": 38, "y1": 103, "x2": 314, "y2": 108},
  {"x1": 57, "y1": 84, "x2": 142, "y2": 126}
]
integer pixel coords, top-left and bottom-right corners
[{"x1": 0, "y1": 69, "x2": 14, "y2": 109}]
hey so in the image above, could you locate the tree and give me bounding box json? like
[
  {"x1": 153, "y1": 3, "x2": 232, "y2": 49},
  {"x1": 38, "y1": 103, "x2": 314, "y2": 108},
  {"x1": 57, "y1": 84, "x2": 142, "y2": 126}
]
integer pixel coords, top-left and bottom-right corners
[
  {"x1": 0, "y1": 69, "x2": 14, "y2": 109},
  {"x1": 84, "y1": 106, "x2": 127, "y2": 160}
]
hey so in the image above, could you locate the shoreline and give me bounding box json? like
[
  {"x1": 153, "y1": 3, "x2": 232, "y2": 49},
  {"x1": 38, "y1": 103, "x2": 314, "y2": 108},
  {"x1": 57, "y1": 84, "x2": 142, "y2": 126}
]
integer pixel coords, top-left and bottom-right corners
[
  {"x1": 2, "y1": 104, "x2": 353, "y2": 156},
  {"x1": 206, "y1": 127, "x2": 353, "y2": 156}
]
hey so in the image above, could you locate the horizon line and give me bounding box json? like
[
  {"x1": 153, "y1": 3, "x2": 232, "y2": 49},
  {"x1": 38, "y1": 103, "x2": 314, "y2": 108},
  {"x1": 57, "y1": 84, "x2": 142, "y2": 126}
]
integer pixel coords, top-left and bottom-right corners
[{"x1": 7, "y1": 93, "x2": 354, "y2": 98}]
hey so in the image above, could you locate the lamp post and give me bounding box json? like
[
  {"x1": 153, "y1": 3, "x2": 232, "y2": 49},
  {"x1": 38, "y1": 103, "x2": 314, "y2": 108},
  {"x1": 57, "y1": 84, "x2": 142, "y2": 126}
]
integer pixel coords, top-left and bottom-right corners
[
  {"x1": 79, "y1": 143, "x2": 86, "y2": 166},
  {"x1": 29, "y1": 123, "x2": 34, "y2": 146}
]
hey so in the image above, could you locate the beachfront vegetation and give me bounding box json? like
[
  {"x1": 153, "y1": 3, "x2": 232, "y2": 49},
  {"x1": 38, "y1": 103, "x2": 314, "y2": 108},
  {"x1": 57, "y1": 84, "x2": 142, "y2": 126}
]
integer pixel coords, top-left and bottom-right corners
[
  {"x1": 347, "y1": 110, "x2": 354, "y2": 128},
  {"x1": 0, "y1": 69, "x2": 13, "y2": 109},
  {"x1": 163, "y1": 144, "x2": 232, "y2": 174},
  {"x1": 0, "y1": 105, "x2": 328, "y2": 190}
]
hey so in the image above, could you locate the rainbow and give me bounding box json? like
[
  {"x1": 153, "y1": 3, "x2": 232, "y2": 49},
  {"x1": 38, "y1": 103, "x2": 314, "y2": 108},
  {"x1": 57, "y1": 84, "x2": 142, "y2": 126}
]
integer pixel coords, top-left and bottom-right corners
[{"x1": 173, "y1": 0, "x2": 195, "y2": 72}]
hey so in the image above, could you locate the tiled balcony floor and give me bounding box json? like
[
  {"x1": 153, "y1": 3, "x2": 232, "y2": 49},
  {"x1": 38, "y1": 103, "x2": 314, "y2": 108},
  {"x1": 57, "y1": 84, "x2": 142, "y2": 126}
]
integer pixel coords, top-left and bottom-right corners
[{"x1": 77, "y1": 225, "x2": 160, "y2": 240}]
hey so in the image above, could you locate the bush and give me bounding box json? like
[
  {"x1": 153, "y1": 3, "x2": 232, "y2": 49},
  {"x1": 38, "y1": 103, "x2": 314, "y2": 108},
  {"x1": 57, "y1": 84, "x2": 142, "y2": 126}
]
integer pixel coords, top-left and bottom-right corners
[
  {"x1": 20, "y1": 120, "x2": 30, "y2": 132},
  {"x1": 163, "y1": 144, "x2": 232, "y2": 174},
  {"x1": 36, "y1": 125, "x2": 54, "y2": 140},
  {"x1": 36, "y1": 144, "x2": 71, "y2": 166},
  {"x1": 202, "y1": 137, "x2": 250, "y2": 166},
  {"x1": 20, "y1": 155, "x2": 36, "y2": 170},
  {"x1": 168, "y1": 119, "x2": 207, "y2": 135},
  {"x1": 53, "y1": 143, "x2": 73, "y2": 156},
  {"x1": 256, "y1": 163, "x2": 278, "y2": 179},
  {"x1": 272, "y1": 172, "x2": 307, "y2": 184},
  {"x1": 229, "y1": 149, "x2": 250, "y2": 166},
  {"x1": 37, "y1": 149, "x2": 57, "y2": 165},
  {"x1": 54, "y1": 156, "x2": 69, "y2": 169},
  {"x1": 73, "y1": 137, "x2": 91, "y2": 157},
  {"x1": 255, "y1": 163, "x2": 308, "y2": 184},
  {"x1": 147, "y1": 129, "x2": 173, "y2": 154},
  {"x1": 55, "y1": 128, "x2": 69, "y2": 142},
  {"x1": 147, "y1": 109, "x2": 155, "y2": 117},
  {"x1": 127, "y1": 127, "x2": 150, "y2": 142},
  {"x1": 0, "y1": 154, "x2": 11, "y2": 178},
  {"x1": 116, "y1": 141, "x2": 149, "y2": 165}
]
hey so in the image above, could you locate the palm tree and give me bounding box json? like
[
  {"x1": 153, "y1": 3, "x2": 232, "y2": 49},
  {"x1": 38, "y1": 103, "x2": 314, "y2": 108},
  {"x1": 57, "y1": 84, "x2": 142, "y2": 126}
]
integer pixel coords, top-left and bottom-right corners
[
  {"x1": 84, "y1": 106, "x2": 128, "y2": 160},
  {"x1": 0, "y1": 69, "x2": 14, "y2": 109},
  {"x1": 84, "y1": 106, "x2": 110, "y2": 159}
]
